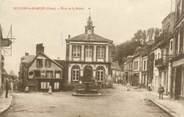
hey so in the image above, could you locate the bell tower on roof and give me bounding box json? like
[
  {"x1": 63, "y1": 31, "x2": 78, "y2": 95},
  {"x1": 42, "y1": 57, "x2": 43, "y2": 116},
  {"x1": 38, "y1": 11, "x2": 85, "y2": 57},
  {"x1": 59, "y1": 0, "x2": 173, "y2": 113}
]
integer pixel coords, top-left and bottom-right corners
[{"x1": 85, "y1": 8, "x2": 95, "y2": 34}]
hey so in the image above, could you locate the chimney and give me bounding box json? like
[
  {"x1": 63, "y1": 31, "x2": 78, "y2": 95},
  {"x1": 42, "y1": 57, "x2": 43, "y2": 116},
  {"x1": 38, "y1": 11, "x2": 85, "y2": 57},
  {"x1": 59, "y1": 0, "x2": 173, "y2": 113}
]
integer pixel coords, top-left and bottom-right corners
[
  {"x1": 68, "y1": 34, "x2": 70, "y2": 39},
  {"x1": 25, "y1": 52, "x2": 29, "y2": 56},
  {"x1": 36, "y1": 43, "x2": 44, "y2": 55}
]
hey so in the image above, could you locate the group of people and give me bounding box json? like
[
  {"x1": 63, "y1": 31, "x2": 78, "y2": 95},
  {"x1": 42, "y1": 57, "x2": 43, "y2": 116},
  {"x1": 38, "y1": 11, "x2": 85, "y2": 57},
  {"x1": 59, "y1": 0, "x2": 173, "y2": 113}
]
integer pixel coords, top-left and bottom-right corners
[{"x1": 148, "y1": 84, "x2": 165, "y2": 99}]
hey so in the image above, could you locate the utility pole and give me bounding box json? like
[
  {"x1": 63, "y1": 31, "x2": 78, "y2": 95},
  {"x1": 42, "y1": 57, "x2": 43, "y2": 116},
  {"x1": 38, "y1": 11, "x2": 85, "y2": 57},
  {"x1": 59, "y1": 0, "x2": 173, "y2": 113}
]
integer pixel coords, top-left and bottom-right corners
[
  {"x1": 170, "y1": 0, "x2": 173, "y2": 13},
  {"x1": 0, "y1": 25, "x2": 2, "y2": 93},
  {"x1": 0, "y1": 24, "x2": 13, "y2": 94},
  {"x1": 88, "y1": 8, "x2": 91, "y2": 17}
]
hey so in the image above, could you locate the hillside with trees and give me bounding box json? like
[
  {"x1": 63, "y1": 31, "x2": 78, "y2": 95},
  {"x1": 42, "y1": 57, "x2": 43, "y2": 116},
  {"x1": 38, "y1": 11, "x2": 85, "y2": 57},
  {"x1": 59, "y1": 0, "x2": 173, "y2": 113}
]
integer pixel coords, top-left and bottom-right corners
[{"x1": 113, "y1": 28, "x2": 160, "y2": 66}]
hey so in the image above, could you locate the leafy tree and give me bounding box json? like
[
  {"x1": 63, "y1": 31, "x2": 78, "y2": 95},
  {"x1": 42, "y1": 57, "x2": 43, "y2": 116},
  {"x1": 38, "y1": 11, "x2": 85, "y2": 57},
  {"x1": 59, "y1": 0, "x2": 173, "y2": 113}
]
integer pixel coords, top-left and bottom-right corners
[
  {"x1": 114, "y1": 40, "x2": 140, "y2": 64},
  {"x1": 131, "y1": 30, "x2": 146, "y2": 45},
  {"x1": 114, "y1": 28, "x2": 160, "y2": 66}
]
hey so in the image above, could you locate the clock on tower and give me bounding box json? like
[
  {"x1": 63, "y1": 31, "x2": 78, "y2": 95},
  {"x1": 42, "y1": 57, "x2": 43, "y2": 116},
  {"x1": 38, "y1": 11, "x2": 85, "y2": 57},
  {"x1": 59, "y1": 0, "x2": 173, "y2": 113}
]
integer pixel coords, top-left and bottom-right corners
[
  {"x1": 85, "y1": 16, "x2": 94, "y2": 35},
  {"x1": 88, "y1": 30, "x2": 92, "y2": 34}
]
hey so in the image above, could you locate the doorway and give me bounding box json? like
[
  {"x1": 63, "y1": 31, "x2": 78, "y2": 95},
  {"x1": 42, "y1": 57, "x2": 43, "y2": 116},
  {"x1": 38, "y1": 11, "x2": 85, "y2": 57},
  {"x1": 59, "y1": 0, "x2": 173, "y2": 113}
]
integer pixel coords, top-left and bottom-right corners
[{"x1": 175, "y1": 66, "x2": 182, "y2": 99}]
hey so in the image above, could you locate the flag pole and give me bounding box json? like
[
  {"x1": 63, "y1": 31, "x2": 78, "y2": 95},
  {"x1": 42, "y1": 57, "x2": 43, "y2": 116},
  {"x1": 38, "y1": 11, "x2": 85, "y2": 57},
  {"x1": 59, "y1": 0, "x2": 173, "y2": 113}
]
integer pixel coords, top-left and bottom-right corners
[
  {"x1": 0, "y1": 24, "x2": 2, "y2": 93},
  {"x1": 170, "y1": 0, "x2": 173, "y2": 12}
]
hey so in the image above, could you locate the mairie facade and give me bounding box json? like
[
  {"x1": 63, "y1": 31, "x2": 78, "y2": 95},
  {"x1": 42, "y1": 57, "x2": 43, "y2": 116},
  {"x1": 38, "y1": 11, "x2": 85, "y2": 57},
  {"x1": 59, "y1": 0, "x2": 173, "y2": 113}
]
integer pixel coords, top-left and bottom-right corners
[{"x1": 65, "y1": 16, "x2": 113, "y2": 85}]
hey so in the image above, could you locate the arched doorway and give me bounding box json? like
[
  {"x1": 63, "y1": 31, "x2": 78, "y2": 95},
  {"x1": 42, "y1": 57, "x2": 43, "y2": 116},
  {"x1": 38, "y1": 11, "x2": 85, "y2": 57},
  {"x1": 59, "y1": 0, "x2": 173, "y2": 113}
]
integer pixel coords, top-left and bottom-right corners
[{"x1": 83, "y1": 65, "x2": 93, "y2": 82}]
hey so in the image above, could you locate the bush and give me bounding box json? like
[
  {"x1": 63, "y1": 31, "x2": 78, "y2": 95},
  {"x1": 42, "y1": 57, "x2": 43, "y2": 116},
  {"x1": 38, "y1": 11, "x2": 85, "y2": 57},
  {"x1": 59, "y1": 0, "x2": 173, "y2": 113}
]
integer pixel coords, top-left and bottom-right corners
[
  {"x1": 62, "y1": 84, "x2": 74, "y2": 91},
  {"x1": 105, "y1": 76, "x2": 113, "y2": 88},
  {"x1": 0, "y1": 89, "x2": 3, "y2": 96}
]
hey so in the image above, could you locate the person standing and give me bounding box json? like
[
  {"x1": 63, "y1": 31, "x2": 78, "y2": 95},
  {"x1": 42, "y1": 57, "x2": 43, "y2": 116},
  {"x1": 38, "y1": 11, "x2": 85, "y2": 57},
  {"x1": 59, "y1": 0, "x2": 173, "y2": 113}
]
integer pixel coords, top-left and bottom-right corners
[
  {"x1": 5, "y1": 78, "x2": 10, "y2": 98},
  {"x1": 148, "y1": 83, "x2": 152, "y2": 91},
  {"x1": 126, "y1": 82, "x2": 130, "y2": 91},
  {"x1": 48, "y1": 84, "x2": 52, "y2": 94},
  {"x1": 10, "y1": 79, "x2": 14, "y2": 93},
  {"x1": 158, "y1": 84, "x2": 164, "y2": 99}
]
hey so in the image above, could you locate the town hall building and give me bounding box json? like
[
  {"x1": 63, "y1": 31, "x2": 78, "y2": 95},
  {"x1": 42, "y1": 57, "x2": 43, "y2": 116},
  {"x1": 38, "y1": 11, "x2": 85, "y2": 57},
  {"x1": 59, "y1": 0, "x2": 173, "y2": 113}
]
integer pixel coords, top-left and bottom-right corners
[{"x1": 65, "y1": 16, "x2": 113, "y2": 85}]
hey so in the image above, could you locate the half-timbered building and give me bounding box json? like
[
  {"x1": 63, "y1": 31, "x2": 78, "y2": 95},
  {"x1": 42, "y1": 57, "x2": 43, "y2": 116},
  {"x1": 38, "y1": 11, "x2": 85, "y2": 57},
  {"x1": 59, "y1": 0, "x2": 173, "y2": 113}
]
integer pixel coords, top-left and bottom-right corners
[{"x1": 19, "y1": 44, "x2": 64, "y2": 91}]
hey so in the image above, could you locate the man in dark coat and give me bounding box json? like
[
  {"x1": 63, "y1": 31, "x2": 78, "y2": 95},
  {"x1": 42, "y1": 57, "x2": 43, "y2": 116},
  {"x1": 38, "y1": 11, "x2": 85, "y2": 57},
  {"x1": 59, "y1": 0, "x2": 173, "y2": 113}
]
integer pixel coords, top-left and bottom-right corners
[
  {"x1": 158, "y1": 84, "x2": 164, "y2": 99},
  {"x1": 5, "y1": 78, "x2": 10, "y2": 98}
]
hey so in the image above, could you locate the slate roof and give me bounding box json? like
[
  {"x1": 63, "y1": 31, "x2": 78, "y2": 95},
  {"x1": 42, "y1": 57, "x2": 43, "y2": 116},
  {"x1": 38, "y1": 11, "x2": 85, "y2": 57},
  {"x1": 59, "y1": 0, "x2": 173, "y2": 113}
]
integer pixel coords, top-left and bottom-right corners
[
  {"x1": 152, "y1": 38, "x2": 170, "y2": 51},
  {"x1": 27, "y1": 53, "x2": 63, "y2": 69},
  {"x1": 2, "y1": 68, "x2": 8, "y2": 75},
  {"x1": 21, "y1": 53, "x2": 63, "y2": 69},
  {"x1": 54, "y1": 60, "x2": 67, "y2": 67},
  {"x1": 66, "y1": 33, "x2": 113, "y2": 43}
]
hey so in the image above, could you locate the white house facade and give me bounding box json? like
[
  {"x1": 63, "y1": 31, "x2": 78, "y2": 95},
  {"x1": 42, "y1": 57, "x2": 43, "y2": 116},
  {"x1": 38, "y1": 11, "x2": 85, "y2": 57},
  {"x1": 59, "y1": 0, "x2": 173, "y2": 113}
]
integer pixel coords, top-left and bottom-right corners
[
  {"x1": 141, "y1": 55, "x2": 148, "y2": 86},
  {"x1": 152, "y1": 48, "x2": 162, "y2": 91},
  {"x1": 132, "y1": 56, "x2": 142, "y2": 86},
  {"x1": 65, "y1": 16, "x2": 113, "y2": 84}
]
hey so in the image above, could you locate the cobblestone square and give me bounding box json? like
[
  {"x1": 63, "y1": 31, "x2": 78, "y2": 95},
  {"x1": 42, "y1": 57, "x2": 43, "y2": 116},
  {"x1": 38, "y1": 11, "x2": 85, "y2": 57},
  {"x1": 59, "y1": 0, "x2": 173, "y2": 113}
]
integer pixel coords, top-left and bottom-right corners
[{"x1": 1, "y1": 85, "x2": 171, "y2": 117}]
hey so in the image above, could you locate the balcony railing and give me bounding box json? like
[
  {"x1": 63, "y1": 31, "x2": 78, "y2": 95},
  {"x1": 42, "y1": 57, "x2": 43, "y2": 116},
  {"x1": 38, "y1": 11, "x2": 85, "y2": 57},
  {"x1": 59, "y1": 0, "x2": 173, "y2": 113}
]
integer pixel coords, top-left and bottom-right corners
[{"x1": 173, "y1": 53, "x2": 184, "y2": 61}]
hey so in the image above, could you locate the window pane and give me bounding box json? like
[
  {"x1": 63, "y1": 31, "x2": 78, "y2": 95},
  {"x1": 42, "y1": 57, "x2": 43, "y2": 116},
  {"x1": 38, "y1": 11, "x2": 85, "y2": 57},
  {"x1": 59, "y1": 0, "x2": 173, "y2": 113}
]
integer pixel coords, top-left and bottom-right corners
[
  {"x1": 35, "y1": 70, "x2": 41, "y2": 78},
  {"x1": 73, "y1": 45, "x2": 80, "y2": 57},
  {"x1": 97, "y1": 46, "x2": 105, "y2": 59},
  {"x1": 36, "y1": 59, "x2": 43, "y2": 68},
  {"x1": 54, "y1": 82, "x2": 59, "y2": 89},
  {"x1": 45, "y1": 59, "x2": 51, "y2": 68},
  {"x1": 72, "y1": 67, "x2": 80, "y2": 81},
  {"x1": 96, "y1": 67, "x2": 105, "y2": 82},
  {"x1": 41, "y1": 71, "x2": 45, "y2": 78},
  {"x1": 47, "y1": 82, "x2": 50, "y2": 89},
  {"x1": 41, "y1": 82, "x2": 47, "y2": 89},
  {"x1": 85, "y1": 46, "x2": 92, "y2": 57},
  {"x1": 55, "y1": 71, "x2": 61, "y2": 78},
  {"x1": 46, "y1": 71, "x2": 53, "y2": 78}
]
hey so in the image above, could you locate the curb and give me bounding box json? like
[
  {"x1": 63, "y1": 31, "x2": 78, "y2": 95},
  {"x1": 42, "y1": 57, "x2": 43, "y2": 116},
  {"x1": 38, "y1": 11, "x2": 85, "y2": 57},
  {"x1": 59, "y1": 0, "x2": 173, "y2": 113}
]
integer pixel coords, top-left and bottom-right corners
[
  {"x1": 0, "y1": 95, "x2": 13, "y2": 115},
  {"x1": 72, "y1": 92, "x2": 102, "y2": 96},
  {"x1": 149, "y1": 99, "x2": 177, "y2": 117}
]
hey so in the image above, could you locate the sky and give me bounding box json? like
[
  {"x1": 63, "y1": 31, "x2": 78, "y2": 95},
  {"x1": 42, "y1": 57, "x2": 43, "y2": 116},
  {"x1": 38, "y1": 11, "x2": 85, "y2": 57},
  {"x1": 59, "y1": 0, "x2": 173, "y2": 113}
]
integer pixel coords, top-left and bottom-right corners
[{"x1": 0, "y1": 0, "x2": 174, "y2": 75}]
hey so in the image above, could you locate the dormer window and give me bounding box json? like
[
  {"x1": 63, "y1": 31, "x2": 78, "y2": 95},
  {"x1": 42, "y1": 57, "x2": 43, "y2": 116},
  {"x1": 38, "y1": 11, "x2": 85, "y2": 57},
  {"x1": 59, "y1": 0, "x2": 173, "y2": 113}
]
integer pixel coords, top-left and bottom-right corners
[
  {"x1": 45, "y1": 59, "x2": 51, "y2": 68},
  {"x1": 36, "y1": 59, "x2": 43, "y2": 68}
]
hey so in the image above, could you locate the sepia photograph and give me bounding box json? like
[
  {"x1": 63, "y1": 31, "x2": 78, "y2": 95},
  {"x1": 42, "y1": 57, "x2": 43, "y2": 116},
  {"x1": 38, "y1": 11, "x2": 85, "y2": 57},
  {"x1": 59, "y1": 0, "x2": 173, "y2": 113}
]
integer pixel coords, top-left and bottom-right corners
[{"x1": 0, "y1": 0, "x2": 183, "y2": 117}]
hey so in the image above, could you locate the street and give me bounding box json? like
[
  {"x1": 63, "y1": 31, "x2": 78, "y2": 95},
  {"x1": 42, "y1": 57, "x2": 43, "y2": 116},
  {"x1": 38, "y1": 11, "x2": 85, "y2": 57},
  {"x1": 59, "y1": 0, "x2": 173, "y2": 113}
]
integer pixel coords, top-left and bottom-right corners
[{"x1": 1, "y1": 85, "x2": 171, "y2": 117}]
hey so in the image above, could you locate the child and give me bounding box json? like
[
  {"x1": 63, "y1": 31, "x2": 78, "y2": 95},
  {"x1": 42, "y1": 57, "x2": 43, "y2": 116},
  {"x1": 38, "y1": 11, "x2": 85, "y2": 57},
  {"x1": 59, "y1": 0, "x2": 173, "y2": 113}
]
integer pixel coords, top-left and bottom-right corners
[{"x1": 48, "y1": 85, "x2": 52, "y2": 94}]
